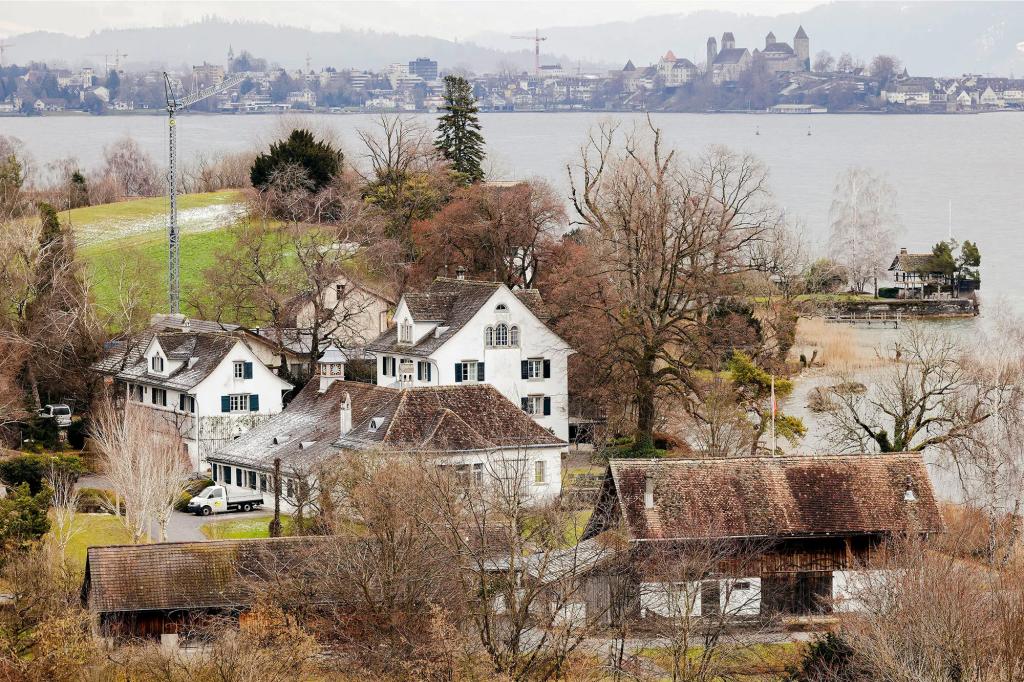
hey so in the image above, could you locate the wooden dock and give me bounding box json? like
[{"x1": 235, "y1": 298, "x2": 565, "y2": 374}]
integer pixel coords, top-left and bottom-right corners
[{"x1": 824, "y1": 311, "x2": 901, "y2": 328}]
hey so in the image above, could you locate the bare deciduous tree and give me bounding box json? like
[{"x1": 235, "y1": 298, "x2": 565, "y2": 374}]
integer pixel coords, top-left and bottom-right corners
[
  {"x1": 568, "y1": 120, "x2": 778, "y2": 448},
  {"x1": 100, "y1": 136, "x2": 161, "y2": 199},
  {"x1": 91, "y1": 398, "x2": 192, "y2": 543},
  {"x1": 827, "y1": 167, "x2": 900, "y2": 295}
]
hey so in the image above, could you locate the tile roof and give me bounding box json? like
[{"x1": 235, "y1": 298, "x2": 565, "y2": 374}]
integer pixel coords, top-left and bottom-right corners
[
  {"x1": 588, "y1": 453, "x2": 943, "y2": 542},
  {"x1": 889, "y1": 252, "x2": 937, "y2": 273},
  {"x1": 714, "y1": 48, "x2": 750, "y2": 65},
  {"x1": 213, "y1": 379, "x2": 563, "y2": 472},
  {"x1": 365, "y1": 277, "x2": 552, "y2": 357},
  {"x1": 764, "y1": 42, "x2": 795, "y2": 55},
  {"x1": 83, "y1": 537, "x2": 331, "y2": 613},
  {"x1": 92, "y1": 330, "x2": 239, "y2": 392}
]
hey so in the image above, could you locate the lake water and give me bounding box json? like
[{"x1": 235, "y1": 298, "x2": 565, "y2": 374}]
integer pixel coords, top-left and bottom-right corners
[{"x1": 4, "y1": 111, "x2": 1024, "y2": 310}]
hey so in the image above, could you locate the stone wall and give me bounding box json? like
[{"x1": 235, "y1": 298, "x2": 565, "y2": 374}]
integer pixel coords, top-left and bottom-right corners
[{"x1": 831, "y1": 298, "x2": 977, "y2": 318}]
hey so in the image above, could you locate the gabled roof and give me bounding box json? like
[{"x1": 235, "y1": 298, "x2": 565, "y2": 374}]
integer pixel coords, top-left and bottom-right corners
[
  {"x1": 622, "y1": 59, "x2": 636, "y2": 72},
  {"x1": 366, "y1": 277, "x2": 555, "y2": 358},
  {"x1": 83, "y1": 537, "x2": 331, "y2": 613},
  {"x1": 714, "y1": 48, "x2": 750, "y2": 65},
  {"x1": 92, "y1": 330, "x2": 241, "y2": 392},
  {"x1": 764, "y1": 42, "x2": 795, "y2": 55},
  {"x1": 213, "y1": 379, "x2": 564, "y2": 472},
  {"x1": 584, "y1": 453, "x2": 943, "y2": 542},
  {"x1": 888, "y1": 252, "x2": 935, "y2": 273}
]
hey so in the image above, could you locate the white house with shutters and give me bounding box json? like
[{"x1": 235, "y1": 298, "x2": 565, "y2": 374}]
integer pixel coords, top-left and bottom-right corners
[
  {"x1": 365, "y1": 276, "x2": 572, "y2": 440},
  {"x1": 93, "y1": 329, "x2": 293, "y2": 472}
]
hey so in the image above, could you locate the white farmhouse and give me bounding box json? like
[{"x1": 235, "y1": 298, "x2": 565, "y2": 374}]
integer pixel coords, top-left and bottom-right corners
[
  {"x1": 366, "y1": 276, "x2": 572, "y2": 440},
  {"x1": 210, "y1": 361, "x2": 567, "y2": 508},
  {"x1": 93, "y1": 330, "x2": 292, "y2": 471}
]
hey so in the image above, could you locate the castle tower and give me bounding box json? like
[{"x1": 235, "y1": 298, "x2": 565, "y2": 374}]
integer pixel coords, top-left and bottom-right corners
[
  {"x1": 765, "y1": 31, "x2": 776, "y2": 49},
  {"x1": 721, "y1": 32, "x2": 736, "y2": 50},
  {"x1": 794, "y1": 26, "x2": 809, "y2": 70},
  {"x1": 706, "y1": 36, "x2": 718, "y2": 69},
  {"x1": 227, "y1": 45, "x2": 235, "y2": 72}
]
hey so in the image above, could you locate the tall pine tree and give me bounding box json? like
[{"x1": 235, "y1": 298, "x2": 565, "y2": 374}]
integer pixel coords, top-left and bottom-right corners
[{"x1": 435, "y1": 76, "x2": 485, "y2": 184}]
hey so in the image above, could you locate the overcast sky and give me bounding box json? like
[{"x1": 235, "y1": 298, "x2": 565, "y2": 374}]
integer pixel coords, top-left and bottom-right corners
[{"x1": 2, "y1": 1, "x2": 826, "y2": 39}]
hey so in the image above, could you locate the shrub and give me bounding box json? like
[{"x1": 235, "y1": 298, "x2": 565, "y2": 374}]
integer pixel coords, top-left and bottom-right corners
[
  {"x1": 174, "y1": 477, "x2": 214, "y2": 512},
  {"x1": 77, "y1": 487, "x2": 121, "y2": 514},
  {"x1": 0, "y1": 453, "x2": 84, "y2": 495},
  {"x1": 877, "y1": 286, "x2": 899, "y2": 299}
]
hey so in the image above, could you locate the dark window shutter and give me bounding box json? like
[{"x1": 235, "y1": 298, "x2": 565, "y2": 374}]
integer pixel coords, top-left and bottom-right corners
[
  {"x1": 521, "y1": 360, "x2": 528, "y2": 379},
  {"x1": 417, "y1": 362, "x2": 423, "y2": 381},
  {"x1": 250, "y1": 394, "x2": 260, "y2": 412},
  {"x1": 521, "y1": 397, "x2": 529, "y2": 411},
  {"x1": 477, "y1": 363, "x2": 485, "y2": 381},
  {"x1": 543, "y1": 397, "x2": 552, "y2": 416},
  {"x1": 179, "y1": 393, "x2": 185, "y2": 411},
  {"x1": 426, "y1": 363, "x2": 432, "y2": 382},
  {"x1": 381, "y1": 356, "x2": 387, "y2": 375},
  {"x1": 221, "y1": 395, "x2": 230, "y2": 413},
  {"x1": 454, "y1": 363, "x2": 462, "y2": 382},
  {"x1": 543, "y1": 359, "x2": 551, "y2": 378},
  {"x1": 243, "y1": 362, "x2": 253, "y2": 379},
  {"x1": 212, "y1": 465, "x2": 218, "y2": 482}
]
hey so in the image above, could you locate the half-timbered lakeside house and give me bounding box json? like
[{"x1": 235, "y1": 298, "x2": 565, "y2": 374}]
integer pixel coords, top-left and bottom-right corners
[{"x1": 578, "y1": 454, "x2": 943, "y2": 625}]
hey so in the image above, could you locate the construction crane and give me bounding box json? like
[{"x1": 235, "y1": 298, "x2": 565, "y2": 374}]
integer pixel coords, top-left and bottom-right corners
[
  {"x1": 511, "y1": 29, "x2": 547, "y2": 76},
  {"x1": 0, "y1": 42, "x2": 14, "y2": 68},
  {"x1": 162, "y1": 71, "x2": 246, "y2": 314}
]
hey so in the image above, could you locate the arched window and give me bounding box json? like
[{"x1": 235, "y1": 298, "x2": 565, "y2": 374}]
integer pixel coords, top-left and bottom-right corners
[
  {"x1": 495, "y1": 303, "x2": 508, "y2": 312},
  {"x1": 509, "y1": 325, "x2": 520, "y2": 347},
  {"x1": 494, "y1": 323, "x2": 508, "y2": 346},
  {"x1": 484, "y1": 326, "x2": 494, "y2": 347}
]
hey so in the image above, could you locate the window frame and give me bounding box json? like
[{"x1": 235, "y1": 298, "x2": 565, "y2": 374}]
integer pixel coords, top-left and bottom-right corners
[
  {"x1": 527, "y1": 358, "x2": 544, "y2": 380},
  {"x1": 524, "y1": 395, "x2": 544, "y2": 415},
  {"x1": 233, "y1": 361, "x2": 245, "y2": 379},
  {"x1": 151, "y1": 355, "x2": 164, "y2": 372},
  {"x1": 509, "y1": 325, "x2": 520, "y2": 347},
  {"x1": 534, "y1": 460, "x2": 546, "y2": 485},
  {"x1": 229, "y1": 394, "x2": 251, "y2": 413}
]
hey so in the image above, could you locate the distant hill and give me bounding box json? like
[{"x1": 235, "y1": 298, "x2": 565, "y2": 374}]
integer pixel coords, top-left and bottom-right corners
[
  {"x1": 8, "y1": 2, "x2": 1024, "y2": 77},
  {"x1": 5, "y1": 19, "x2": 590, "y2": 74},
  {"x1": 476, "y1": 2, "x2": 1024, "y2": 77}
]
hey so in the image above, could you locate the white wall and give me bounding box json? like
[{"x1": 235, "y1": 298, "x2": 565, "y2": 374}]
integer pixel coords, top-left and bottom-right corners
[
  {"x1": 377, "y1": 286, "x2": 572, "y2": 441},
  {"x1": 833, "y1": 569, "x2": 887, "y2": 613},
  {"x1": 641, "y1": 577, "x2": 761, "y2": 619}
]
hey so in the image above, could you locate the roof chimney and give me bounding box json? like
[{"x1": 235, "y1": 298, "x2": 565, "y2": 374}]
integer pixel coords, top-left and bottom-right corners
[
  {"x1": 339, "y1": 392, "x2": 352, "y2": 436},
  {"x1": 900, "y1": 247, "x2": 908, "y2": 254},
  {"x1": 455, "y1": 266, "x2": 466, "y2": 280}
]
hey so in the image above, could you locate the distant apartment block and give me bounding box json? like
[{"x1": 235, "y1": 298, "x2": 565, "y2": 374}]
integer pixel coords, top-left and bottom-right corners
[{"x1": 409, "y1": 57, "x2": 438, "y2": 81}]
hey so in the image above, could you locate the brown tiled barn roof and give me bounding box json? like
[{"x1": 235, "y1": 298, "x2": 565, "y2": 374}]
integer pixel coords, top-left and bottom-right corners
[
  {"x1": 585, "y1": 453, "x2": 943, "y2": 542},
  {"x1": 889, "y1": 252, "x2": 935, "y2": 273},
  {"x1": 82, "y1": 537, "x2": 330, "y2": 613}
]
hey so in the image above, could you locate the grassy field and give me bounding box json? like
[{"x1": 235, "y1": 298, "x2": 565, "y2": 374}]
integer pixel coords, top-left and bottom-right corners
[
  {"x1": 200, "y1": 514, "x2": 296, "y2": 540},
  {"x1": 69, "y1": 190, "x2": 247, "y2": 319},
  {"x1": 56, "y1": 513, "x2": 136, "y2": 570}
]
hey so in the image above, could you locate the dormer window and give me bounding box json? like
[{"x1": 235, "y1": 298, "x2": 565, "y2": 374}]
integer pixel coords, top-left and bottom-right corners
[
  {"x1": 644, "y1": 474, "x2": 655, "y2": 509},
  {"x1": 336, "y1": 282, "x2": 347, "y2": 300},
  {"x1": 399, "y1": 321, "x2": 413, "y2": 344},
  {"x1": 151, "y1": 355, "x2": 164, "y2": 372},
  {"x1": 369, "y1": 417, "x2": 385, "y2": 432}
]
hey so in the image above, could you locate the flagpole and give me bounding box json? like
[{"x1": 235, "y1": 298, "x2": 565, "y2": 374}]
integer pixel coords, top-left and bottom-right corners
[{"x1": 771, "y1": 375, "x2": 777, "y2": 455}]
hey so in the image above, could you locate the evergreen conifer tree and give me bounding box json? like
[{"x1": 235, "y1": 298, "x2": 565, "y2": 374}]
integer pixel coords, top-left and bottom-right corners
[{"x1": 435, "y1": 76, "x2": 485, "y2": 184}]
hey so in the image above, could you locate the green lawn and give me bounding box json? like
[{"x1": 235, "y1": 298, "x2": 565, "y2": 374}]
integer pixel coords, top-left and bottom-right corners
[
  {"x1": 200, "y1": 514, "x2": 295, "y2": 540},
  {"x1": 56, "y1": 513, "x2": 136, "y2": 570}
]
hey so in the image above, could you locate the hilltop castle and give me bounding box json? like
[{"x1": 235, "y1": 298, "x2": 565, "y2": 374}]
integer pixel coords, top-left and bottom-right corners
[{"x1": 707, "y1": 26, "x2": 809, "y2": 84}]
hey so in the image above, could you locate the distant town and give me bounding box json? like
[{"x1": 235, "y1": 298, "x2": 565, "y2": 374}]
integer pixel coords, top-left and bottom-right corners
[{"x1": 3, "y1": 26, "x2": 1024, "y2": 115}]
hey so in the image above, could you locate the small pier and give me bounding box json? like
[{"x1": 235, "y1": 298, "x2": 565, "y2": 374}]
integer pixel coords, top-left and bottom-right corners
[{"x1": 824, "y1": 311, "x2": 901, "y2": 328}]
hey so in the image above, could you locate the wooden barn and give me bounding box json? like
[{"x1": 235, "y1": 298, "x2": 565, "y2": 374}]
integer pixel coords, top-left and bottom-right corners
[
  {"x1": 579, "y1": 453, "x2": 944, "y2": 625},
  {"x1": 81, "y1": 537, "x2": 330, "y2": 644}
]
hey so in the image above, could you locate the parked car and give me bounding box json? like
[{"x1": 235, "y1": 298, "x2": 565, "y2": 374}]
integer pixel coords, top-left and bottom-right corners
[
  {"x1": 37, "y1": 404, "x2": 72, "y2": 427},
  {"x1": 185, "y1": 484, "x2": 264, "y2": 516}
]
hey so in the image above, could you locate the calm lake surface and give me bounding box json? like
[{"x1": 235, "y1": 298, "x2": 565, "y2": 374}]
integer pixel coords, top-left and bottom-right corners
[{"x1": 4, "y1": 111, "x2": 1024, "y2": 310}]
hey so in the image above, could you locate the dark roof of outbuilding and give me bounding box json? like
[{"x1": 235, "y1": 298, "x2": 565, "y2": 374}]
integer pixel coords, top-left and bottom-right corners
[
  {"x1": 585, "y1": 453, "x2": 943, "y2": 542},
  {"x1": 213, "y1": 379, "x2": 564, "y2": 471},
  {"x1": 366, "y1": 277, "x2": 553, "y2": 357},
  {"x1": 82, "y1": 537, "x2": 330, "y2": 613},
  {"x1": 714, "y1": 48, "x2": 750, "y2": 65},
  {"x1": 92, "y1": 330, "x2": 240, "y2": 391}
]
